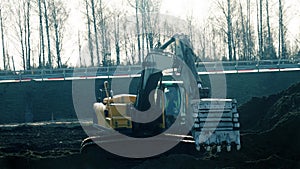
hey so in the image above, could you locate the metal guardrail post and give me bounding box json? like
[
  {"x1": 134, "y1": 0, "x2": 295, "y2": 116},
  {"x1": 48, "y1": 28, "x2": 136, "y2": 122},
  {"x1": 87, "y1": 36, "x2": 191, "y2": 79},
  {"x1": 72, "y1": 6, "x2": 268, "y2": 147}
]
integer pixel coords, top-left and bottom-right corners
[
  {"x1": 41, "y1": 69, "x2": 44, "y2": 81},
  {"x1": 19, "y1": 72, "x2": 22, "y2": 81},
  {"x1": 85, "y1": 68, "x2": 87, "y2": 79},
  {"x1": 256, "y1": 63, "x2": 259, "y2": 72}
]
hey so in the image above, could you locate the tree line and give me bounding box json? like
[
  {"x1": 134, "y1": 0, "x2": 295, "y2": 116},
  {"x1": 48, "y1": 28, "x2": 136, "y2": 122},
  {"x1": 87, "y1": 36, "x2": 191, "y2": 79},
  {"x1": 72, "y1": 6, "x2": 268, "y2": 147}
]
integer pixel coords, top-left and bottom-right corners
[
  {"x1": 0, "y1": 0, "x2": 68, "y2": 71},
  {"x1": 0, "y1": 0, "x2": 299, "y2": 71}
]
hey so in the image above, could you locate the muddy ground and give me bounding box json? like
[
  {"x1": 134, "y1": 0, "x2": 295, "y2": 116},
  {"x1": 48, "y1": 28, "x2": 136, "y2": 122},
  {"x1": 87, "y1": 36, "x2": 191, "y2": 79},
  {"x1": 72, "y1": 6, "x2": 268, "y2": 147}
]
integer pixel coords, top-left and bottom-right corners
[{"x1": 0, "y1": 82, "x2": 300, "y2": 169}]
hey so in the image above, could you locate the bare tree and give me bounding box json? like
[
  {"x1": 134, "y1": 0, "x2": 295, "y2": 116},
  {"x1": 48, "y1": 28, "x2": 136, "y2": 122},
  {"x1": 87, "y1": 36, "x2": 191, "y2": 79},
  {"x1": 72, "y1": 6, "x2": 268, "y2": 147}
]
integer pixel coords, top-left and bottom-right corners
[
  {"x1": 258, "y1": 0, "x2": 263, "y2": 59},
  {"x1": 113, "y1": 13, "x2": 120, "y2": 65},
  {"x1": 278, "y1": 0, "x2": 287, "y2": 59},
  {"x1": 43, "y1": 0, "x2": 52, "y2": 68},
  {"x1": 77, "y1": 30, "x2": 83, "y2": 67},
  {"x1": 49, "y1": 0, "x2": 69, "y2": 68},
  {"x1": 85, "y1": 0, "x2": 94, "y2": 66},
  {"x1": 135, "y1": 0, "x2": 141, "y2": 63},
  {"x1": 91, "y1": 0, "x2": 100, "y2": 66},
  {"x1": 0, "y1": 8, "x2": 6, "y2": 70},
  {"x1": 9, "y1": 0, "x2": 26, "y2": 70},
  {"x1": 264, "y1": 0, "x2": 276, "y2": 59},
  {"x1": 38, "y1": 0, "x2": 45, "y2": 68},
  {"x1": 97, "y1": 0, "x2": 110, "y2": 66},
  {"x1": 216, "y1": 0, "x2": 234, "y2": 61},
  {"x1": 239, "y1": 2, "x2": 247, "y2": 60},
  {"x1": 26, "y1": 0, "x2": 31, "y2": 70}
]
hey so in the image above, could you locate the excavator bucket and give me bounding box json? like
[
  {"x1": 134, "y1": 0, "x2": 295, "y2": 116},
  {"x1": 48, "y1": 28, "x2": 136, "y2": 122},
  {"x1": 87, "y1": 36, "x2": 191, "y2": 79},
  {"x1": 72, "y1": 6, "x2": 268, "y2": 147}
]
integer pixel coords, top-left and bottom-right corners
[{"x1": 191, "y1": 99, "x2": 241, "y2": 152}]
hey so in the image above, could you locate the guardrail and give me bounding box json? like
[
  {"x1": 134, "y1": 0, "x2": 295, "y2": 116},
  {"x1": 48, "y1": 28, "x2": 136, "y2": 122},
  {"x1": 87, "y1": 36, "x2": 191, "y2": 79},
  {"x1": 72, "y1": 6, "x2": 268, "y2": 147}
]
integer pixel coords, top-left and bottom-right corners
[{"x1": 0, "y1": 59, "x2": 299, "y2": 82}]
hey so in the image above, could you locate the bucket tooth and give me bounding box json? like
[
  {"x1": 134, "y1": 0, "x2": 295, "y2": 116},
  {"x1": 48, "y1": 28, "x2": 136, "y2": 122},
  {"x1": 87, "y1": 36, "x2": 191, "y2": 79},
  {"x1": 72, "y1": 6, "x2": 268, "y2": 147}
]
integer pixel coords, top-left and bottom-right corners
[
  {"x1": 236, "y1": 144, "x2": 241, "y2": 150},
  {"x1": 217, "y1": 145, "x2": 221, "y2": 152},
  {"x1": 227, "y1": 145, "x2": 231, "y2": 152},
  {"x1": 196, "y1": 145, "x2": 200, "y2": 151},
  {"x1": 206, "y1": 146, "x2": 211, "y2": 152}
]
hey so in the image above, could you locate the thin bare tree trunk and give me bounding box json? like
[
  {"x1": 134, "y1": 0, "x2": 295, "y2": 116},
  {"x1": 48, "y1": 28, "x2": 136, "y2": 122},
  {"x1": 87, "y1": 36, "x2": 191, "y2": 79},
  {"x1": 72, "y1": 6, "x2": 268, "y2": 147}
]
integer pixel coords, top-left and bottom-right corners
[
  {"x1": 227, "y1": 0, "x2": 233, "y2": 61},
  {"x1": 12, "y1": 56, "x2": 16, "y2": 72},
  {"x1": 265, "y1": 0, "x2": 275, "y2": 59},
  {"x1": 259, "y1": 0, "x2": 263, "y2": 59},
  {"x1": 43, "y1": 0, "x2": 52, "y2": 68},
  {"x1": 78, "y1": 31, "x2": 82, "y2": 67},
  {"x1": 0, "y1": 9, "x2": 6, "y2": 70},
  {"x1": 114, "y1": 14, "x2": 120, "y2": 65},
  {"x1": 256, "y1": 0, "x2": 261, "y2": 60},
  {"x1": 99, "y1": 0, "x2": 107, "y2": 66},
  {"x1": 17, "y1": 5, "x2": 26, "y2": 70},
  {"x1": 135, "y1": 0, "x2": 141, "y2": 64},
  {"x1": 278, "y1": 0, "x2": 286, "y2": 59},
  {"x1": 38, "y1": 0, "x2": 45, "y2": 68},
  {"x1": 51, "y1": 2, "x2": 61, "y2": 68},
  {"x1": 26, "y1": 0, "x2": 31, "y2": 70},
  {"x1": 85, "y1": 0, "x2": 94, "y2": 66},
  {"x1": 240, "y1": 3, "x2": 247, "y2": 60},
  {"x1": 91, "y1": 0, "x2": 100, "y2": 66},
  {"x1": 246, "y1": 0, "x2": 252, "y2": 60}
]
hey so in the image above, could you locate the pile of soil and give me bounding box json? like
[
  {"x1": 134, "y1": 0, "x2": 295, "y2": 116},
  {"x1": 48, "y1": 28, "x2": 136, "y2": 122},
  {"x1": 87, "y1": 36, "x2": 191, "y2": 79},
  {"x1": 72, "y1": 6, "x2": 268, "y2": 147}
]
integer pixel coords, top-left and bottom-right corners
[{"x1": 239, "y1": 82, "x2": 300, "y2": 132}]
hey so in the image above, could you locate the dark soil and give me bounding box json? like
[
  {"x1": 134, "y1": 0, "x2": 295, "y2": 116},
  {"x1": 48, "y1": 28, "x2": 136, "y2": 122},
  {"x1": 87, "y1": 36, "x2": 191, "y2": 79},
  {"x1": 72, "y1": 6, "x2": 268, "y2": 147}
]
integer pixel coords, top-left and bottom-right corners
[{"x1": 0, "y1": 73, "x2": 300, "y2": 168}]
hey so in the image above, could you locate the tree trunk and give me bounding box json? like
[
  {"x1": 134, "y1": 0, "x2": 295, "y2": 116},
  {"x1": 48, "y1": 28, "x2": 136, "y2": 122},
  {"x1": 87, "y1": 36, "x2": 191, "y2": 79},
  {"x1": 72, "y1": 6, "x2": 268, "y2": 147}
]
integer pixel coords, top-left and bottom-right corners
[
  {"x1": 78, "y1": 31, "x2": 82, "y2": 67},
  {"x1": 91, "y1": 0, "x2": 100, "y2": 66},
  {"x1": 38, "y1": 0, "x2": 45, "y2": 68},
  {"x1": 278, "y1": 0, "x2": 286, "y2": 59},
  {"x1": 0, "y1": 9, "x2": 6, "y2": 70},
  {"x1": 18, "y1": 6, "x2": 26, "y2": 70},
  {"x1": 259, "y1": 0, "x2": 263, "y2": 59},
  {"x1": 135, "y1": 0, "x2": 141, "y2": 63},
  {"x1": 114, "y1": 14, "x2": 120, "y2": 65},
  {"x1": 240, "y1": 3, "x2": 247, "y2": 60},
  {"x1": 26, "y1": 0, "x2": 31, "y2": 70},
  {"x1": 256, "y1": 0, "x2": 261, "y2": 60},
  {"x1": 246, "y1": 0, "x2": 253, "y2": 60},
  {"x1": 227, "y1": 0, "x2": 233, "y2": 61},
  {"x1": 85, "y1": 0, "x2": 94, "y2": 66},
  {"x1": 43, "y1": 0, "x2": 52, "y2": 68},
  {"x1": 265, "y1": 0, "x2": 275, "y2": 59},
  {"x1": 52, "y1": 3, "x2": 61, "y2": 68},
  {"x1": 12, "y1": 56, "x2": 16, "y2": 72}
]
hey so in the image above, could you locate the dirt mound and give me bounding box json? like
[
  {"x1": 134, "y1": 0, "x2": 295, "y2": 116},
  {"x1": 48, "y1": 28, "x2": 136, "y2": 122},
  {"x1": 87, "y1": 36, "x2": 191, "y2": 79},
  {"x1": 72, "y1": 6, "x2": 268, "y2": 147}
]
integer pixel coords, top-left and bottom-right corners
[
  {"x1": 239, "y1": 82, "x2": 300, "y2": 132},
  {"x1": 234, "y1": 82, "x2": 300, "y2": 168}
]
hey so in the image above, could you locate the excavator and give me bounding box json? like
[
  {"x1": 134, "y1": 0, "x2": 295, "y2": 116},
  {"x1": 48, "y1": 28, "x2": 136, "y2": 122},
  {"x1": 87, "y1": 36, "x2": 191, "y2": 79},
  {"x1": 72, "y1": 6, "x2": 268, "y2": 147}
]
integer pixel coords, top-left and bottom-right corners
[{"x1": 80, "y1": 34, "x2": 240, "y2": 160}]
